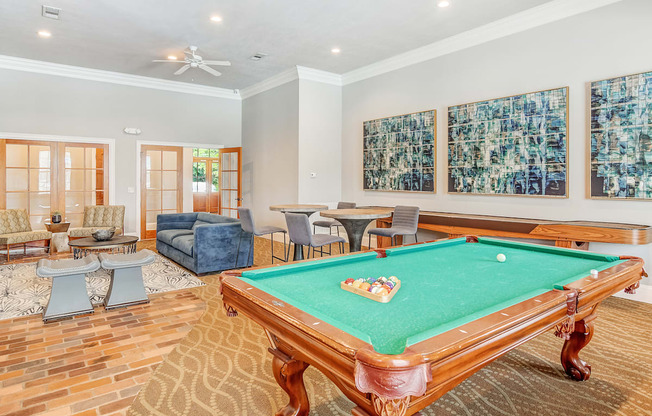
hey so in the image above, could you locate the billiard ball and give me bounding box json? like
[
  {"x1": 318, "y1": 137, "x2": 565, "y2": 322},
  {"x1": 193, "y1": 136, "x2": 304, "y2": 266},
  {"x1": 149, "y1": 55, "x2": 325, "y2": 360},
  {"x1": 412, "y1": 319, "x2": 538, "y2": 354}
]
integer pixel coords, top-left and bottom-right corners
[{"x1": 496, "y1": 253, "x2": 506, "y2": 263}]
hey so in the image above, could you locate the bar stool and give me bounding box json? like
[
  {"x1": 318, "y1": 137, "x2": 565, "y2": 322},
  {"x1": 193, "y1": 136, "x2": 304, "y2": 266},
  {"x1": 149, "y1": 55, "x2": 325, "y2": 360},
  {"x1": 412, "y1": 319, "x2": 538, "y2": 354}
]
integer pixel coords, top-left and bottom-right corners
[
  {"x1": 236, "y1": 207, "x2": 288, "y2": 266},
  {"x1": 285, "y1": 213, "x2": 345, "y2": 258},
  {"x1": 367, "y1": 205, "x2": 420, "y2": 247},
  {"x1": 312, "y1": 201, "x2": 357, "y2": 235}
]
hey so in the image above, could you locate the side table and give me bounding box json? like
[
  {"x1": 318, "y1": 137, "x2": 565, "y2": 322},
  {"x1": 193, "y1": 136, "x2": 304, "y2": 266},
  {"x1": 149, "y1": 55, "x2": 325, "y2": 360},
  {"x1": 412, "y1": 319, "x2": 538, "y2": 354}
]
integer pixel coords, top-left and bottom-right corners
[{"x1": 44, "y1": 222, "x2": 71, "y2": 253}]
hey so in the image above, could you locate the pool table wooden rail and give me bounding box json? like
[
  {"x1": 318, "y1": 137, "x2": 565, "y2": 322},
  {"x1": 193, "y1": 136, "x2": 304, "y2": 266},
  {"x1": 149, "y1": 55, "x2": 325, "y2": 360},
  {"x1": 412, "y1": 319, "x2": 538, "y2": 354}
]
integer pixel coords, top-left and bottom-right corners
[
  {"x1": 219, "y1": 244, "x2": 645, "y2": 416},
  {"x1": 374, "y1": 210, "x2": 652, "y2": 248}
]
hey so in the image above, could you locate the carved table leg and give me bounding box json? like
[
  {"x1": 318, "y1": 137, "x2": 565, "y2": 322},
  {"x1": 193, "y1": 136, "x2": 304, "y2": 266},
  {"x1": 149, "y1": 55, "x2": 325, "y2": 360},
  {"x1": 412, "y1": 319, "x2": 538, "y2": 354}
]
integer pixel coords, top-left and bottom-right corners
[
  {"x1": 561, "y1": 314, "x2": 595, "y2": 381},
  {"x1": 352, "y1": 401, "x2": 423, "y2": 416},
  {"x1": 271, "y1": 349, "x2": 310, "y2": 416}
]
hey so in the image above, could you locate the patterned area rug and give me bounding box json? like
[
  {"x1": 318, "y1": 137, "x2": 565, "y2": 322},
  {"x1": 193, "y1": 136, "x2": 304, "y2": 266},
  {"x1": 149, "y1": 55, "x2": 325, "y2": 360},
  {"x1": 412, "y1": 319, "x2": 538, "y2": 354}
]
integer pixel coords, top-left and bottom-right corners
[
  {"x1": 0, "y1": 253, "x2": 205, "y2": 320},
  {"x1": 127, "y1": 235, "x2": 652, "y2": 416}
]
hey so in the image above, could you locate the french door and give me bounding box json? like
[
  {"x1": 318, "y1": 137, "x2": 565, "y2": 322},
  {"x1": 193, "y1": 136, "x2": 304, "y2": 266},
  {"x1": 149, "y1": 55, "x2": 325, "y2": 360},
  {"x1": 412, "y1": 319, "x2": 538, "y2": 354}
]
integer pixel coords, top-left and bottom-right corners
[
  {"x1": 0, "y1": 139, "x2": 108, "y2": 230},
  {"x1": 140, "y1": 145, "x2": 183, "y2": 239},
  {"x1": 192, "y1": 157, "x2": 220, "y2": 213},
  {"x1": 219, "y1": 147, "x2": 241, "y2": 218}
]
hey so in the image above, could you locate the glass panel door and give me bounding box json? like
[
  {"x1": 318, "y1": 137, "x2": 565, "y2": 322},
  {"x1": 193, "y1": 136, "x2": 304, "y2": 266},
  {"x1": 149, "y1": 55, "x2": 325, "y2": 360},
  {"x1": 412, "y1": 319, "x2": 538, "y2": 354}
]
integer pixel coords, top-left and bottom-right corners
[
  {"x1": 192, "y1": 149, "x2": 221, "y2": 213},
  {"x1": 141, "y1": 146, "x2": 182, "y2": 239},
  {"x1": 64, "y1": 144, "x2": 106, "y2": 227},
  {"x1": 219, "y1": 147, "x2": 241, "y2": 218},
  {"x1": 5, "y1": 142, "x2": 54, "y2": 229}
]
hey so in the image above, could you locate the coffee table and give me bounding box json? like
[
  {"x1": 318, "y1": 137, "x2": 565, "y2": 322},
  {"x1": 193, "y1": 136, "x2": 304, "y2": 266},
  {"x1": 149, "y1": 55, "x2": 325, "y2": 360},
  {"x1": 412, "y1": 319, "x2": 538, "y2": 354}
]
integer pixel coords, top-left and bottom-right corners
[{"x1": 68, "y1": 235, "x2": 139, "y2": 259}]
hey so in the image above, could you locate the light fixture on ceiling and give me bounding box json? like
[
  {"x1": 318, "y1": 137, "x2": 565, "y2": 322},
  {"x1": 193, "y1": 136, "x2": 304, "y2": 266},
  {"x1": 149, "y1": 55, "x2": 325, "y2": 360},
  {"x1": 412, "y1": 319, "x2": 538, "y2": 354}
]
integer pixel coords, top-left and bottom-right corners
[
  {"x1": 331, "y1": 47, "x2": 341, "y2": 54},
  {"x1": 167, "y1": 55, "x2": 177, "y2": 60},
  {"x1": 437, "y1": 1, "x2": 450, "y2": 7},
  {"x1": 210, "y1": 15, "x2": 223, "y2": 22},
  {"x1": 37, "y1": 30, "x2": 52, "y2": 38}
]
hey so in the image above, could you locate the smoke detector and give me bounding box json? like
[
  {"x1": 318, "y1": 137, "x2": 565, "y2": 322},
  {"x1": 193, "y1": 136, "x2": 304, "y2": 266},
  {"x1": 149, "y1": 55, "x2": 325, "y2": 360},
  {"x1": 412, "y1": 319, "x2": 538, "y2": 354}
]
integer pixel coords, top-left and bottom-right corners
[
  {"x1": 42, "y1": 5, "x2": 62, "y2": 20},
  {"x1": 249, "y1": 52, "x2": 267, "y2": 61}
]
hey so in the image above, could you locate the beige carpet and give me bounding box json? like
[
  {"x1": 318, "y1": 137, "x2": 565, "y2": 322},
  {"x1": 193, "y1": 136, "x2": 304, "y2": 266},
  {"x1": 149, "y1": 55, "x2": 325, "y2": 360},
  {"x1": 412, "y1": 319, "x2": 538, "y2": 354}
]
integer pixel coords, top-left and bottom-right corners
[{"x1": 128, "y1": 237, "x2": 652, "y2": 416}]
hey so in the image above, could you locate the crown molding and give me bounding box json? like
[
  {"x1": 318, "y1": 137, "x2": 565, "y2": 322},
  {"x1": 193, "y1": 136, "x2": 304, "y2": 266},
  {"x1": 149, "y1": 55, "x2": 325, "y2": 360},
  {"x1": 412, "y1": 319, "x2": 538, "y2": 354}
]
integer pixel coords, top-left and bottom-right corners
[
  {"x1": 342, "y1": 0, "x2": 623, "y2": 85},
  {"x1": 0, "y1": 55, "x2": 241, "y2": 100},
  {"x1": 239, "y1": 67, "x2": 299, "y2": 99},
  {"x1": 296, "y1": 66, "x2": 342, "y2": 86}
]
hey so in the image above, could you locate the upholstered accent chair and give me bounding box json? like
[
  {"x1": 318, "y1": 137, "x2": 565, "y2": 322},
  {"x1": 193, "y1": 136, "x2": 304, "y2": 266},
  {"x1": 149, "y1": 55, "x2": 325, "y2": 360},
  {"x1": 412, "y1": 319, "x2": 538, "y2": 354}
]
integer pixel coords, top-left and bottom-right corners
[
  {"x1": 69, "y1": 205, "x2": 125, "y2": 240},
  {"x1": 0, "y1": 209, "x2": 52, "y2": 261}
]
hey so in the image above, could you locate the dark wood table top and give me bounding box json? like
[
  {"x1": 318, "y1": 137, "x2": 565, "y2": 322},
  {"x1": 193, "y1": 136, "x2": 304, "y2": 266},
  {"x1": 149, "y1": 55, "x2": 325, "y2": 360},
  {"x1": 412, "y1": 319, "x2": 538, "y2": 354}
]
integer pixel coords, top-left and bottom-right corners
[{"x1": 68, "y1": 235, "x2": 139, "y2": 248}]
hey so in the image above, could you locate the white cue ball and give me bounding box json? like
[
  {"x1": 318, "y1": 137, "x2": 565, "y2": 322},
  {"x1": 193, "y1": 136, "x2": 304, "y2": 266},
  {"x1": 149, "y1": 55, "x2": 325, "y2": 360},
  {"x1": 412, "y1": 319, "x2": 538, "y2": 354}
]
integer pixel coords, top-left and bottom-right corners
[{"x1": 496, "y1": 253, "x2": 506, "y2": 263}]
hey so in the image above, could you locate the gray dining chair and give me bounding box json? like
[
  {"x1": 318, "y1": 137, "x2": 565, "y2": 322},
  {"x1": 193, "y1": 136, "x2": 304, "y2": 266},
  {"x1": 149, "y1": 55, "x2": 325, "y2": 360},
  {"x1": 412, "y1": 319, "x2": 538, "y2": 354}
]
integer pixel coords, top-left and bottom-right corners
[
  {"x1": 313, "y1": 201, "x2": 357, "y2": 235},
  {"x1": 367, "y1": 205, "x2": 420, "y2": 248},
  {"x1": 285, "y1": 213, "x2": 345, "y2": 258},
  {"x1": 236, "y1": 207, "x2": 288, "y2": 266}
]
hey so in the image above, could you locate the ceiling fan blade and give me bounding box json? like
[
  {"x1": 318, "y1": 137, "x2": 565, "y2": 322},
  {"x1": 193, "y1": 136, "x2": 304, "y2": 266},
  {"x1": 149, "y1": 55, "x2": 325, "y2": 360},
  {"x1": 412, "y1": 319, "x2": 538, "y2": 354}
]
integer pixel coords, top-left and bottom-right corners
[
  {"x1": 152, "y1": 60, "x2": 185, "y2": 63},
  {"x1": 199, "y1": 64, "x2": 221, "y2": 76},
  {"x1": 202, "y1": 60, "x2": 231, "y2": 66},
  {"x1": 174, "y1": 65, "x2": 191, "y2": 75}
]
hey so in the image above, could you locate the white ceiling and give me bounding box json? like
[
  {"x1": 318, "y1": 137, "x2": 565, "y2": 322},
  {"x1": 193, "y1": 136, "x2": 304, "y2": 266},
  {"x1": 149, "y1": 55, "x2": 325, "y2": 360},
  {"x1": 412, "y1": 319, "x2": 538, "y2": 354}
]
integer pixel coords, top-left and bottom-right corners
[{"x1": 0, "y1": 0, "x2": 552, "y2": 89}]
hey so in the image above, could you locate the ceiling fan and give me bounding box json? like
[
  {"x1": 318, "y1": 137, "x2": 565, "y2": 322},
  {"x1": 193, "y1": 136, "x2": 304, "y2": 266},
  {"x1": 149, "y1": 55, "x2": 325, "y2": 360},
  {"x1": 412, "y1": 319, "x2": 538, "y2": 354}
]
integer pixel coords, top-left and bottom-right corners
[{"x1": 152, "y1": 46, "x2": 231, "y2": 77}]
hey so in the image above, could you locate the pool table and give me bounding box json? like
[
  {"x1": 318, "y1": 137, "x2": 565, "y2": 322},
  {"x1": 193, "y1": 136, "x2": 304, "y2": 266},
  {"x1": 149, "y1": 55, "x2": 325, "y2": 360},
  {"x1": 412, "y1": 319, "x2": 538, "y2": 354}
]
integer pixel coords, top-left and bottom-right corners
[{"x1": 219, "y1": 237, "x2": 645, "y2": 416}]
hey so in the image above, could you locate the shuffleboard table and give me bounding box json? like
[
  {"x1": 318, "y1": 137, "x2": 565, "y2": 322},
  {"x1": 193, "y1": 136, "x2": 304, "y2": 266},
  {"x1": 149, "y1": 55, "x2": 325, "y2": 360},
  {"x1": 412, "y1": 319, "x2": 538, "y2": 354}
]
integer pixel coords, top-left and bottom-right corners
[{"x1": 220, "y1": 237, "x2": 646, "y2": 416}]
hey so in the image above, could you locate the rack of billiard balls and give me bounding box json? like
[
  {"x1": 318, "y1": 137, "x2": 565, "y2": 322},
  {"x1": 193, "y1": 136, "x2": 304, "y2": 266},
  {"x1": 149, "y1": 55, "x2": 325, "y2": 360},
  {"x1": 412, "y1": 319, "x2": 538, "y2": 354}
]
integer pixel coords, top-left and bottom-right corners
[{"x1": 340, "y1": 276, "x2": 401, "y2": 303}]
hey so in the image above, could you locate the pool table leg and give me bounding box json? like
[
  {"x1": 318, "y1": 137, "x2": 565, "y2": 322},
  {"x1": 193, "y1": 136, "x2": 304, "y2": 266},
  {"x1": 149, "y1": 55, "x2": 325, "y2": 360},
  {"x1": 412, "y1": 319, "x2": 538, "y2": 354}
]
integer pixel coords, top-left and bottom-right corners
[
  {"x1": 560, "y1": 313, "x2": 595, "y2": 381},
  {"x1": 270, "y1": 348, "x2": 310, "y2": 416},
  {"x1": 352, "y1": 399, "x2": 423, "y2": 416}
]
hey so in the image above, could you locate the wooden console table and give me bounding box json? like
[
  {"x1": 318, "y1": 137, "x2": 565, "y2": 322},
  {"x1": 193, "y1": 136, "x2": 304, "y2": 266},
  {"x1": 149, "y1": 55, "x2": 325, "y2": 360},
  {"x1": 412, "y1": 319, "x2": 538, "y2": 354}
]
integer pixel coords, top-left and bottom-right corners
[{"x1": 374, "y1": 210, "x2": 652, "y2": 248}]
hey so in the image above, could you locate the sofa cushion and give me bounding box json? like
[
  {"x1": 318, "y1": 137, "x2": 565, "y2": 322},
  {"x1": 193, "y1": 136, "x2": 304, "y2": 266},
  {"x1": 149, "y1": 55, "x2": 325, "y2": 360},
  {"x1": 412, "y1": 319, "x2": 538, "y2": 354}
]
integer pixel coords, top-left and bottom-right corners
[
  {"x1": 83, "y1": 205, "x2": 125, "y2": 228},
  {"x1": 0, "y1": 230, "x2": 51, "y2": 245},
  {"x1": 69, "y1": 227, "x2": 124, "y2": 238},
  {"x1": 196, "y1": 212, "x2": 238, "y2": 224},
  {"x1": 157, "y1": 229, "x2": 194, "y2": 245},
  {"x1": 0, "y1": 209, "x2": 32, "y2": 234},
  {"x1": 171, "y1": 235, "x2": 194, "y2": 257},
  {"x1": 191, "y1": 220, "x2": 211, "y2": 230}
]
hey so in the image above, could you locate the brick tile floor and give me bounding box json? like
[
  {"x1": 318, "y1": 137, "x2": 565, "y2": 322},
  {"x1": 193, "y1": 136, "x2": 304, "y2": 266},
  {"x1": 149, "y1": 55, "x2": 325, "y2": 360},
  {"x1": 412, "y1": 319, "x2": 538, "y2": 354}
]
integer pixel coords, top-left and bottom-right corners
[{"x1": 0, "y1": 241, "x2": 205, "y2": 416}]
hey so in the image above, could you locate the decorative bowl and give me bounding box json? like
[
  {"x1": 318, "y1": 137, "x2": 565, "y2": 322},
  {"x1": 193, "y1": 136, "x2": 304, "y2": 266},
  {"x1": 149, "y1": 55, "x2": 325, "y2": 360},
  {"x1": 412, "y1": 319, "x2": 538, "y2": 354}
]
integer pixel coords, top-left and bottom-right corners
[{"x1": 92, "y1": 227, "x2": 116, "y2": 241}]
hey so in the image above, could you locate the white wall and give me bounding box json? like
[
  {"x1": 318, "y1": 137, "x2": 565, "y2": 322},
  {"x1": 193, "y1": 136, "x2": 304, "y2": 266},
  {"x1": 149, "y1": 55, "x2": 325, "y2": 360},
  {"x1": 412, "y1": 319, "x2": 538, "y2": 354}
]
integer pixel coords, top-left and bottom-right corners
[
  {"x1": 298, "y1": 80, "x2": 342, "y2": 204},
  {"x1": 241, "y1": 80, "x2": 300, "y2": 228},
  {"x1": 0, "y1": 68, "x2": 241, "y2": 233},
  {"x1": 341, "y1": 0, "x2": 652, "y2": 281}
]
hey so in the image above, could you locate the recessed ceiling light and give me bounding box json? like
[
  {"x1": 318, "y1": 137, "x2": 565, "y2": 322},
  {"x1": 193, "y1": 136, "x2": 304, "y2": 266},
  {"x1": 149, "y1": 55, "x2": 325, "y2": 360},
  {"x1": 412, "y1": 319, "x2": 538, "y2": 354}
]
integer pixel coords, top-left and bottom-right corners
[
  {"x1": 37, "y1": 30, "x2": 52, "y2": 38},
  {"x1": 437, "y1": 1, "x2": 450, "y2": 7},
  {"x1": 167, "y1": 55, "x2": 177, "y2": 60},
  {"x1": 210, "y1": 15, "x2": 222, "y2": 22},
  {"x1": 331, "y1": 48, "x2": 341, "y2": 54}
]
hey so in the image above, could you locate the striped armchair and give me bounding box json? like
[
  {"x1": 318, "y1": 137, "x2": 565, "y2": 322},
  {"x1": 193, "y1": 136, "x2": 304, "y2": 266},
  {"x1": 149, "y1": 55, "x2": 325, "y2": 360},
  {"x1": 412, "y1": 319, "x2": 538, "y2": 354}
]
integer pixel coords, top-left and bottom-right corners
[
  {"x1": 69, "y1": 205, "x2": 125, "y2": 239},
  {"x1": 0, "y1": 209, "x2": 51, "y2": 261}
]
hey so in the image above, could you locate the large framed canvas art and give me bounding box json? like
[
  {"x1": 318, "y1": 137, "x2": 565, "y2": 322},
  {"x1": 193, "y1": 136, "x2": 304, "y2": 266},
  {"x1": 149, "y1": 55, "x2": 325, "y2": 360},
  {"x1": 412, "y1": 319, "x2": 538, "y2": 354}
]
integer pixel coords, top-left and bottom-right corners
[
  {"x1": 363, "y1": 110, "x2": 436, "y2": 192},
  {"x1": 448, "y1": 87, "x2": 568, "y2": 197},
  {"x1": 590, "y1": 70, "x2": 652, "y2": 200}
]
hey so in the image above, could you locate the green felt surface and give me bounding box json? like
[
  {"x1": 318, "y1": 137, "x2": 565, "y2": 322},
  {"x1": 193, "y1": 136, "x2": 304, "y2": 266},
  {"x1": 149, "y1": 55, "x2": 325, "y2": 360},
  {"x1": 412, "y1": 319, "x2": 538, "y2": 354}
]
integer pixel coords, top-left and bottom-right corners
[{"x1": 241, "y1": 238, "x2": 623, "y2": 355}]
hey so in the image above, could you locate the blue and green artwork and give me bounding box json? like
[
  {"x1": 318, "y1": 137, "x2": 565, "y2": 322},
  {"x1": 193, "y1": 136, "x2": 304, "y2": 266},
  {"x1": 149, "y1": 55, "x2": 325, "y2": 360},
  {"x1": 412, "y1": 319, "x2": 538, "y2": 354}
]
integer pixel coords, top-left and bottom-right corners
[
  {"x1": 363, "y1": 110, "x2": 436, "y2": 192},
  {"x1": 590, "y1": 71, "x2": 652, "y2": 199},
  {"x1": 447, "y1": 87, "x2": 568, "y2": 197}
]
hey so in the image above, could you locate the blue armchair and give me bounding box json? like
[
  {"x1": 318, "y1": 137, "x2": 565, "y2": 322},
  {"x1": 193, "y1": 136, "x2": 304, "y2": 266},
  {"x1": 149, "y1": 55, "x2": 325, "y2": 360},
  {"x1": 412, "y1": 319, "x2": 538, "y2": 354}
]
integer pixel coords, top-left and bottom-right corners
[{"x1": 156, "y1": 212, "x2": 253, "y2": 274}]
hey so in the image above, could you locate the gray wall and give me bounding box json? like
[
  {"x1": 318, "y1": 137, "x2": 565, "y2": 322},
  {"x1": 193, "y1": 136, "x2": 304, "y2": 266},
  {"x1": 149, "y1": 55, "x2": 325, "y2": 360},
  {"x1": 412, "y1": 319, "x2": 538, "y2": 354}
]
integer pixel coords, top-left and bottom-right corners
[
  {"x1": 241, "y1": 80, "x2": 300, "y2": 228},
  {"x1": 0, "y1": 68, "x2": 241, "y2": 233},
  {"x1": 341, "y1": 0, "x2": 652, "y2": 279}
]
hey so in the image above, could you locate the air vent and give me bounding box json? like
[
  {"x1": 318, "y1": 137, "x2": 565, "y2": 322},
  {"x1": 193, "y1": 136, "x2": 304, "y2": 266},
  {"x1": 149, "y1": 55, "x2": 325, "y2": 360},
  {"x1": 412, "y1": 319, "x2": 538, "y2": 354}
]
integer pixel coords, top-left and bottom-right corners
[
  {"x1": 249, "y1": 52, "x2": 267, "y2": 61},
  {"x1": 42, "y1": 5, "x2": 62, "y2": 20}
]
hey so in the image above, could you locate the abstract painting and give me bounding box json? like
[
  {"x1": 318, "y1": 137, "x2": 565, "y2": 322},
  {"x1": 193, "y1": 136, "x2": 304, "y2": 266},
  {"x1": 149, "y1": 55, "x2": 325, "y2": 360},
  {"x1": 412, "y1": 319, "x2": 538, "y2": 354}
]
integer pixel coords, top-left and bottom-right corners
[
  {"x1": 363, "y1": 110, "x2": 436, "y2": 192},
  {"x1": 590, "y1": 71, "x2": 652, "y2": 199},
  {"x1": 447, "y1": 87, "x2": 568, "y2": 197}
]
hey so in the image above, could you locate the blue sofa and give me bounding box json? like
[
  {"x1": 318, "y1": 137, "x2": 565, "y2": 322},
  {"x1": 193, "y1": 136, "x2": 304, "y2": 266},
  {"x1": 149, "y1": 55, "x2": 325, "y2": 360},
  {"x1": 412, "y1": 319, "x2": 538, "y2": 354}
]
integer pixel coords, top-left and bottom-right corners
[{"x1": 156, "y1": 212, "x2": 253, "y2": 274}]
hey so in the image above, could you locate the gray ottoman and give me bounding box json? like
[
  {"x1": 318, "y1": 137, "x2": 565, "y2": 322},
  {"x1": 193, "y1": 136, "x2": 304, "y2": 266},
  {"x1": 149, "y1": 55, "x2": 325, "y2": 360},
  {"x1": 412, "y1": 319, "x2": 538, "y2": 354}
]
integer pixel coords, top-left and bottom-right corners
[
  {"x1": 36, "y1": 255, "x2": 101, "y2": 322},
  {"x1": 99, "y1": 249, "x2": 155, "y2": 310}
]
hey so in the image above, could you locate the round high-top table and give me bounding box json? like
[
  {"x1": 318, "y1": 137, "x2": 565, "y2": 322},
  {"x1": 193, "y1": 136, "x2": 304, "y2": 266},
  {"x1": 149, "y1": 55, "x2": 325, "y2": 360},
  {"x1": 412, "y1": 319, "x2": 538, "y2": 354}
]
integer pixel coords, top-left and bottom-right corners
[
  {"x1": 270, "y1": 204, "x2": 328, "y2": 261},
  {"x1": 319, "y1": 208, "x2": 393, "y2": 252},
  {"x1": 68, "y1": 235, "x2": 139, "y2": 259}
]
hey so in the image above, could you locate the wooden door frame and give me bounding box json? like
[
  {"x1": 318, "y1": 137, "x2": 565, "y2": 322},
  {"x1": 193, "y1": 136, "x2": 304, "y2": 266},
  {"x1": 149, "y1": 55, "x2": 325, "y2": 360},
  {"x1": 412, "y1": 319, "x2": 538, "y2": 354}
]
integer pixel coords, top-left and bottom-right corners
[
  {"x1": 218, "y1": 147, "x2": 242, "y2": 217},
  {"x1": 140, "y1": 145, "x2": 184, "y2": 239},
  {"x1": 192, "y1": 156, "x2": 221, "y2": 213}
]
